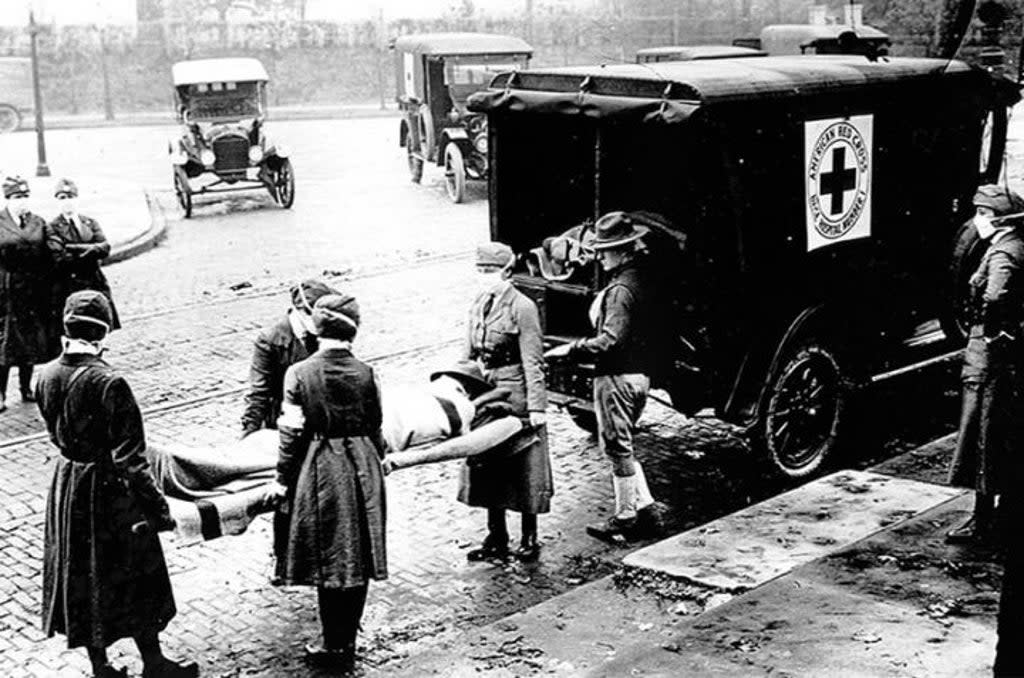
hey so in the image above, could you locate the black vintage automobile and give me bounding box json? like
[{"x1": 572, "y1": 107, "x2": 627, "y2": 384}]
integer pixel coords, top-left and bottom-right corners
[
  {"x1": 169, "y1": 58, "x2": 294, "y2": 218},
  {"x1": 393, "y1": 32, "x2": 531, "y2": 203},
  {"x1": 468, "y1": 53, "x2": 1016, "y2": 479}
]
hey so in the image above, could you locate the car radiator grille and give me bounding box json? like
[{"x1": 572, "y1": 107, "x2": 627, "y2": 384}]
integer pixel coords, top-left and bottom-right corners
[{"x1": 213, "y1": 136, "x2": 249, "y2": 173}]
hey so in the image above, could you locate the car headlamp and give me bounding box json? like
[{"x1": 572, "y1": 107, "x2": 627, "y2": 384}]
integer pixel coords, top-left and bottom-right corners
[
  {"x1": 200, "y1": 149, "x2": 216, "y2": 166},
  {"x1": 248, "y1": 145, "x2": 264, "y2": 163},
  {"x1": 473, "y1": 134, "x2": 488, "y2": 155}
]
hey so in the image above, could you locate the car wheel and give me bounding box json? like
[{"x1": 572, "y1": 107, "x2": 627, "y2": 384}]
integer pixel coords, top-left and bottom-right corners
[
  {"x1": 942, "y1": 220, "x2": 985, "y2": 343},
  {"x1": 276, "y1": 158, "x2": 295, "y2": 209},
  {"x1": 407, "y1": 143, "x2": 424, "y2": 184},
  {"x1": 418, "y1": 105, "x2": 435, "y2": 160},
  {"x1": 0, "y1": 104, "x2": 21, "y2": 134},
  {"x1": 444, "y1": 144, "x2": 466, "y2": 204},
  {"x1": 173, "y1": 168, "x2": 192, "y2": 219},
  {"x1": 762, "y1": 344, "x2": 848, "y2": 479}
]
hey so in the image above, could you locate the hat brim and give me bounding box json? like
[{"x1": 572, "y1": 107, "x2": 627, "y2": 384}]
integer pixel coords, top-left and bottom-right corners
[
  {"x1": 430, "y1": 370, "x2": 493, "y2": 397},
  {"x1": 588, "y1": 225, "x2": 650, "y2": 251}
]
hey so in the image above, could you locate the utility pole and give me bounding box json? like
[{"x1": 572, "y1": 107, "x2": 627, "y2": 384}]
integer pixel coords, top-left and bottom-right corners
[{"x1": 28, "y1": 10, "x2": 50, "y2": 177}]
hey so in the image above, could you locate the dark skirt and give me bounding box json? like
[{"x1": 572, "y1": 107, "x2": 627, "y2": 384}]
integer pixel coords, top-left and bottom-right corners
[
  {"x1": 280, "y1": 436, "x2": 388, "y2": 588},
  {"x1": 42, "y1": 457, "x2": 175, "y2": 648}
]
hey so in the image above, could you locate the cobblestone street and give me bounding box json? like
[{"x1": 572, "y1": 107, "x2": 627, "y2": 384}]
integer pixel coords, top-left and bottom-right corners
[{"x1": 0, "y1": 117, "x2": 966, "y2": 677}]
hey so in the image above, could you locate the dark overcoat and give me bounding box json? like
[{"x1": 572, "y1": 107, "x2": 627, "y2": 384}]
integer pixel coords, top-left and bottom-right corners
[
  {"x1": 37, "y1": 353, "x2": 176, "y2": 648},
  {"x1": 0, "y1": 208, "x2": 59, "y2": 365},
  {"x1": 241, "y1": 313, "x2": 313, "y2": 435},
  {"x1": 950, "y1": 230, "x2": 1024, "y2": 496},
  {"x1": 46, "y1": 213, "x2": 120, "y2": 331},
  {"x1": 460, "y1": 283, "x2": 553, "y2": 514},
  {"x1": 276, "y1": 348, "x2": 388, "y2": 588}
]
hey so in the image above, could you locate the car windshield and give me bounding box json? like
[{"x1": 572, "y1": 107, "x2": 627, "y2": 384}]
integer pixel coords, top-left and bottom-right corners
[
  {"x1": 444, "y1": 54, "x2": 528, "y2": 102},
  {"x1": 181, "y1": 81, "x2": 262, "y2": 121}
]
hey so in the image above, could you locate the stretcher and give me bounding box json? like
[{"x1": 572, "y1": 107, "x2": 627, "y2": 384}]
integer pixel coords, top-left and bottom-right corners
[{"x1": 146, "y1": 417, "x2": 527, "y2": 543}]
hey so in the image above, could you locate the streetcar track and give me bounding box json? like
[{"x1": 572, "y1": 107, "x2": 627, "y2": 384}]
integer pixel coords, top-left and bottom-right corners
[{"x1": 0, "y1": 338, "x2": 460, "y2": 450}]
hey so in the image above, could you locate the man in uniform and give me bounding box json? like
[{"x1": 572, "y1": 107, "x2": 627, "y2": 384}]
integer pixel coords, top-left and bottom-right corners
[
  {"x1": 241, "y1": 278, "x2": 338, "y2": 582},
  {"x1": 37, "y1": 291, "x2": 196, "y2": 678},
  {"x1": 545, "y1": 212, "x2": 666, "y2": 542},
  {"x1": 46, "y1": 178, "x2": 120, "y2": 331}
]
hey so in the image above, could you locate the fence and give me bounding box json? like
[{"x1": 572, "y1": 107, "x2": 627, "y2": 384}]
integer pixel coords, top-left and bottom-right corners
[{"x1": 0, "y1": 12, "x2": 1017, "y2": 118}]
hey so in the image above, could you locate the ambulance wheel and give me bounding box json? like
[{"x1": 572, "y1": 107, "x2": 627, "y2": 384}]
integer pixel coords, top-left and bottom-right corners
[
  {"x1": 173, "y1": 169, "x2": 192, "y2": 219},
  {"x1": 762, "y1": 344, "x2": 849, "y2": 479},
  {"x1": 0, "y1": 104, "x2": 20, "y2": 134},
  {"x1": 444, "y1": 144, "x2": 467, "y2": 204},
  {"x1": 275, "y1": 159, "x2": 295, "y2": 209},
  {"x1": 943, "y1": 221, "x2": 985, "y2": 343},
  {"x1": 408, "y1": 144, "x2": 424, "y2": 184}
]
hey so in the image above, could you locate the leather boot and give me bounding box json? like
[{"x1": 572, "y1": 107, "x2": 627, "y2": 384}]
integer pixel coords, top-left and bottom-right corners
[
  {"x1": 946, "y1": 494, "x2": 995, "y2": 544},
  {"x1": 467, "y1": 533, "x2": 510, "y2": 561},
  {"x1": 93, "y1": 665, "x2": 128, "y2": 678},
  {"x1": 513, "y1": 534, "x2": 540, "y2": 562},
  {"x1": 19, "y1": 365, "x2": 35, "y2": 402},
  {"x1": 140, "y1": 658, "x2": 199, "y2": 678},
  {"x1": 633, "y1": 463, "x2": 668, "y2": 536},
  {"x1": 304, "y1": 641, "x2": 355, "y2": 669},
  {"x1": 587, "y1": 475, "x2": 639, "y2": 543}
]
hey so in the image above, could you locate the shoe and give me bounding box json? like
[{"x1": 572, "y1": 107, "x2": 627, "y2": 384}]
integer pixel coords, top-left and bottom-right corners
[
  {"x1": 467, "y1": 535, "x2": 509, "y2": 562},
  {"x1": 94, "y1": 665, "x2": 128, "y2": 678},
  {"x1": 635, "y1": 501, "x2": 669, "y2": 537},
  {"x1": 513, "y1": 535, "x2": 541, "y2": 563},
  {"x1": 304, "y1": 642, "x2": 355, "y2": 669},
  {"x1": 141, "y1": 658, "x2": 199, "y2": 678},
  {"x1": 945, "y1": 516, "x2": 993, "y2": 545},
  {"x1": 586, "y1": 515, "x2": 639, "y2": 544},
  {"x1": 20, "y1": 390, "x2": 35, "y2": 403}
]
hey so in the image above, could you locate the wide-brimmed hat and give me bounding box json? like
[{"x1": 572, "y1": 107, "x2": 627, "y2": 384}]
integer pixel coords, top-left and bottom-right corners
[
  {"x1": 590, "y1": 211, "x2": 649, "y2": 251},
  {"x1": 290, "y1": 278, "x2": 338, "y2": 313},
  {"x1": 312, "y1": 293, "x2": 360, "y2": 340},
  {"x1": 974, "y1": 184, "x2": 1024, "y2": 219},
  {"x1": 3, "y1": 176, "x2": 29, "y2": 199},
  {"x1": 63, "y1": 290, "x2": 113, "y2": 338},
  {"x1": 476, "y1": 241, "x2": 515, "y2": 268},
  {"x1": 430, "y1": 360, "x2": 493, "y2": 398},
  {"x1": 54, "y1": 178, "x2": 79, "y2": 199}
]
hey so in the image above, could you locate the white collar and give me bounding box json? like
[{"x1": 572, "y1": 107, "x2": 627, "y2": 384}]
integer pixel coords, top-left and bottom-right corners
[
  {"x1": 318, "y1": 338, "x2": 352, "y2": 351},
  {"x1": 63, "y1": 337, "x2": 103, "y2": 355}
]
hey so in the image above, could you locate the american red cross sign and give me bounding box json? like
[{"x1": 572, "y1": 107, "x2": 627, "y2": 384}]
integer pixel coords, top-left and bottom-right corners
[{"x1": 805, "y1": 114, "x2": 873, "y2": 252}]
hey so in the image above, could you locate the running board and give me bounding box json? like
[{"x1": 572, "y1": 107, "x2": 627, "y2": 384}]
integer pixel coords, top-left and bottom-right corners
[{"x1": 869, "y1": 348, "x2": 962, "y2": 384}]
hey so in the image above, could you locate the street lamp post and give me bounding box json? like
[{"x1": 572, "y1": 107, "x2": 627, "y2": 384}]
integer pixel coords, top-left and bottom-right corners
[{"x1": 28, "y1": 10, "x2": 50, "y2": 178}]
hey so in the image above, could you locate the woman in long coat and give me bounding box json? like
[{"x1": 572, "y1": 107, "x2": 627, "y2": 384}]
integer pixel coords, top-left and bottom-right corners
[
  {"x1": 461, "y1": 241, "x2": 552, "y2": 563},
  {"x1": 0, "y1": 176, "x2": 60, "y2": 412},
  {"x1": 37, "y1": 291, "x2": 196, "y2": 678},
  {"x1": 46, "y1": 178, "x2": 121, "y2": 331},
  {"x1": 948, "y1": 184, "x2": 1024, "y2": 544},
  {"x1": 269, "y1": 293, "x2": 388, "y2": 669}
]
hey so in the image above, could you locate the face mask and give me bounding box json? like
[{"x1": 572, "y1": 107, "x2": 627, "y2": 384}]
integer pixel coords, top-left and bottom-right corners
[
  {"x1": 974, "y1": 214, "x2": 997, "y2": 240},
  {"x1": 294, "y1": 309, "x2": 316, "y2": 335},
  {"x1": 59, "y1": 198, "x2": 77, "y2": 216},
  {"x1": 474, "y1": 270, "x2": 507, "y2": 296},
  {"x1": 7, "y1": 198, "x2": 28, "y2": 219}
]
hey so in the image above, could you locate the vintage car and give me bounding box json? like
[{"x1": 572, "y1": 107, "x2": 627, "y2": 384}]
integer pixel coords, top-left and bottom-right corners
[
  {"x1": 169, "y1": 57, "x2": 294, "y2": 218},
  {"x1": 468, "y1": 53, "x2": 1016, "y2": 479},
  {"x1": 0, "y1": 57, "x2": 32, "y2": 134},
  {"x1": 636, "y1": 45, "x2": 766, "y2": 64},
  {"x1": 393, "y1": 32, "x2": 532, "y2": 203}
]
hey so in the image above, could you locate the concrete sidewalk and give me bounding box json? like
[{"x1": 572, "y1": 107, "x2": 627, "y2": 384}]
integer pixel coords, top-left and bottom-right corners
[
  {"x1": 387, "y1": 435, "x2": 1003, "y2": 677},
  {"x1": 17, "y1": 175, "x2": 164, "y2": 264}
]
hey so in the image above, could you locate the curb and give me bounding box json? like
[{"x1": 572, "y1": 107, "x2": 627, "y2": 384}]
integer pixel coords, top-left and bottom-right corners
[{"x1": 104, "y1": 190, "x2": 168, "y2": 266}]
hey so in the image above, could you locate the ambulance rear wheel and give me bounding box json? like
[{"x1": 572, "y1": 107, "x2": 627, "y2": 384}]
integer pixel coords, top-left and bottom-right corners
[
  {"x1": 762, "y1": 344, "x2": 849, "y2": 479},
  {"x1": 444, "y1": 144, "x2": 467, "y2": 204},
  {"x1": 173, "y1": 169, "x2": 192, "y2": 219},
  {"x1": 943, "y1": 221, "x2": 985, "y2": 343}
]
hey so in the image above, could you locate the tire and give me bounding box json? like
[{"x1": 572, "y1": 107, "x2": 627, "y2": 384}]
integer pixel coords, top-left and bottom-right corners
[
  {"x1": 418, "y1": 104, "x2": 436, "y2": 161},
  {"x1": 942, "y1": 221, "x2": 984, "y2": 343},
  {"x1": 0, "y1": 104, "x2": 20, "y2": 134},
  {"x1": 407, "y1": 144, "x2": 424, "y2": 184},
  {"x1": 173, "y1": 168, "x2": 192, "y2": 219},
  {"x1": 761, "y1": 344, "x2": 849, "y2": 479},
  {"x1": 444, "y1": 144, "x2": 467, "y2": 204},
  {"x1": 275, "y1": 158, "x2": 295, "y2": 209}
]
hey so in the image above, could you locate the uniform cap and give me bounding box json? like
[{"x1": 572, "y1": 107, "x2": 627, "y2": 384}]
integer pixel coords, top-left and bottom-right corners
[
  {"x1": 476, "y1": 241, "x2": 514, "y2": 268},
  {"x1": 974, "y1": 184, "x2": 1024, "y2": 217},
  {"x1": 3, "y1": 176, "x2": 29, "y2": 199},
  {"x1": 54, "y1": 178, "x2": 79, "y2": 198},
  {"x1": 63, "y1": 290, "x2": 113, "y2": 337},
  {"x1": 590, "y1": 211, "x2": 649, "y2": 251},
  {"x1": 312, "y1": 293, "x2": 361, "y2": 340},
  {"x1": 430, "y1": 360, "x2": 493, "y2": 398},
  {"x1": 290, "y1": 278, "x2": 338, "y2": 313}
]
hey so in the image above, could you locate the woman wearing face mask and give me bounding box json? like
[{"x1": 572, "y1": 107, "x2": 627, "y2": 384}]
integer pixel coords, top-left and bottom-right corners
[
  {"x1": 947, "y1": 184, "x2": 1024, "y2": 544},
  {"x1": 0, "y1": 175, "x2": 59, "y2": 413},
  {"x1": 460, "y1": 241, "x2": 552, "y2": 562},
  {"x1": 46, "y1": 178, "x2": 120, "y2": 336}
]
